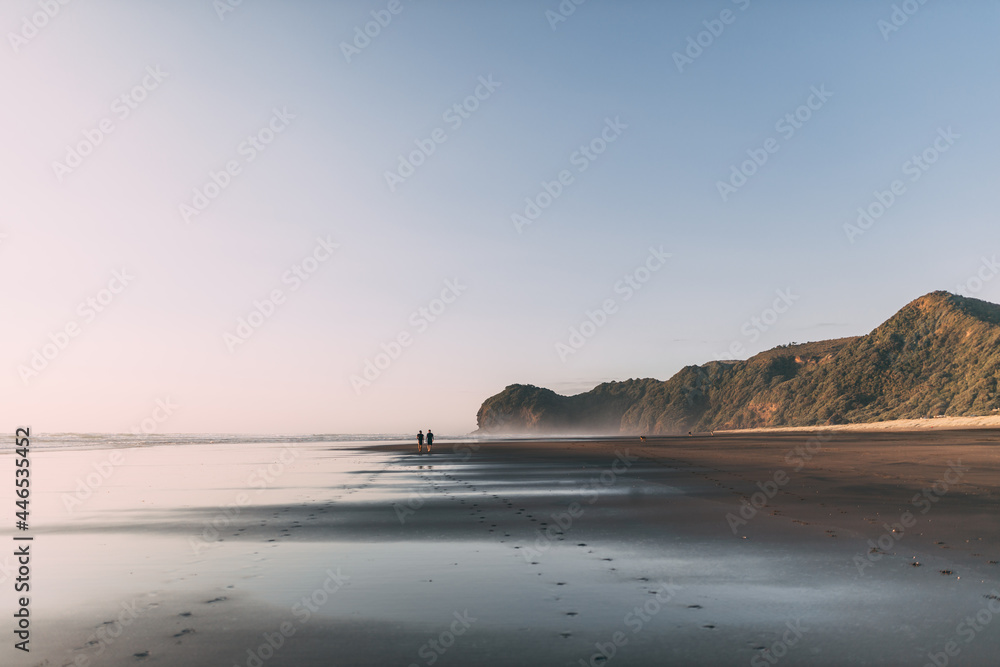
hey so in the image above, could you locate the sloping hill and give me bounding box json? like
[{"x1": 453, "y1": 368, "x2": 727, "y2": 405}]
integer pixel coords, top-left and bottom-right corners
[
  {"x1": 476, "y1": 292, "x2": 1000, "y2": 434},
  {"x1": 475, "y1": 379, "x2": 661, "y2": 434}
]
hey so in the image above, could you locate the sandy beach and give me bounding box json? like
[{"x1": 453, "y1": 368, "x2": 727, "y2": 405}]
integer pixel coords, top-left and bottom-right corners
[
  {"x1": 4, "y1": 430, "x2": 1000, "y2": 666},
  {"x1": 8, "y1": 3, "x2": 997, "y2": 666}
]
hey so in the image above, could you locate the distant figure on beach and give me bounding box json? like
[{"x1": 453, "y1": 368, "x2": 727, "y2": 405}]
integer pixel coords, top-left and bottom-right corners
[
  {"x1": 426, "y1": 429, "x2": 434, "y2": 452},
  {"x1": 417, "y1": 430, "x2": 424, "y2": 453}
]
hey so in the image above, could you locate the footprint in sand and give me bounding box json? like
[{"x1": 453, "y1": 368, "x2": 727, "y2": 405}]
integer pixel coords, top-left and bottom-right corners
[
  {"x1": 134, "y1": 651, "x2": 150, "y2": 659},
  {"x1": 688, "y1": 605, "x2": 703, "y2": 609},
  {"x1": 173, "y1": 628, "x2": 196, "y2": 638},
  {"x1": 205, "y1": 596, "x2": 229, "y2": 603}
]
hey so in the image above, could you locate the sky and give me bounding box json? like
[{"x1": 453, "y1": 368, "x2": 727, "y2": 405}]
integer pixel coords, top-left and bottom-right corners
[{"x1": 1, "y1": 0, "x2": 998, "y2": 435}]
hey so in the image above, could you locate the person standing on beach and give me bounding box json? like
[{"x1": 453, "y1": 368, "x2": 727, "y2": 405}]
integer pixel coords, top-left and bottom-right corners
[
  {"x1": 417, "y1": 430, "x2": 424, "y2": 453},
  {"x1": 426, "y1": 429, "x2": 434, "y2": 453}
]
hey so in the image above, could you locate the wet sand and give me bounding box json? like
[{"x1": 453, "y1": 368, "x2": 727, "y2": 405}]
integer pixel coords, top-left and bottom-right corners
[{"x1": 6, "y1": 431, "x2": 1000, "y2": 666}]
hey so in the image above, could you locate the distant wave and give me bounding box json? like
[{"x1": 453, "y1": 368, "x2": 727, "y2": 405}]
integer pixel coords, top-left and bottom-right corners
[{"x1": 1, "y1": 433, "x2": 429, "y2": 451}]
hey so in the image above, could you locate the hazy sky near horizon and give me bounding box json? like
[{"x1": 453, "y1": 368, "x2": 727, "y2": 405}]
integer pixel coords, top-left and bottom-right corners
[{"x1": 2, "y1": 0, "x2": 998, "y2": 435}]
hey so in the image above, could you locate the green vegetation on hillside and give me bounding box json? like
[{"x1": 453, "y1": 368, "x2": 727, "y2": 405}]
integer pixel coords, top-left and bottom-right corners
[{"x1": 476, "y1": 292, "x2": 1000, "y2": 434}]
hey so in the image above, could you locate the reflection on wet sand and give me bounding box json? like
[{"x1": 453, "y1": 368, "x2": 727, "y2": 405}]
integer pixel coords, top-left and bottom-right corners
[{"x1": 8, "y1": 431, "x2": 1000, "y2": 666}]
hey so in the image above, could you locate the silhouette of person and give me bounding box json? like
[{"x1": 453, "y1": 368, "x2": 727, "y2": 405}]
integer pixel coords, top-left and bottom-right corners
[
  {"x1": 426, "y1": 429, "x2": 434, "y2": 453},
  {"x1": 417, "y1": 430, "x2": 424, "y2": 453}
]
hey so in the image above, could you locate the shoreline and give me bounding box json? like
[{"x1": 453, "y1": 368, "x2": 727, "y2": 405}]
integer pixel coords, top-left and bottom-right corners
[
  {"x1": 718, "y1": 414, "x2": 1000, "y2": 434},
  {"x1": 469, "y1": 414, "x2": 1000, "y2": 440},
  {"x1": 7, "y1": 431, "x2": 1000, "y2": 666}
]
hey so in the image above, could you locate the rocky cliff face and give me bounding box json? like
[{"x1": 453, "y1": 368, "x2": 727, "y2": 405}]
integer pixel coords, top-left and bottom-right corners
[
  {"x1": 476, "y1": 292, "x2": 1000, "y2": 434},
  {"x1": 476, "y1": 379, "x2": 662, "y2": 434}
]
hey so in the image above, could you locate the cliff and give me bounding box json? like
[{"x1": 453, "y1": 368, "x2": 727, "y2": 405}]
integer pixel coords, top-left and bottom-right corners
[{"x1": 476, "y1": 292, "x2": 1000, "y2": 434}]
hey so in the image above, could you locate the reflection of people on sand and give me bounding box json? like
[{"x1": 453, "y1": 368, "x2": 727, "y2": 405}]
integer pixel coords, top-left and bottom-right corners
[
  {"x1": 426, "y1": 429, "x2": 434, "y2": 453},
  {"x1": 417, "y1": 430, "x2": 424, "y2": 453}
]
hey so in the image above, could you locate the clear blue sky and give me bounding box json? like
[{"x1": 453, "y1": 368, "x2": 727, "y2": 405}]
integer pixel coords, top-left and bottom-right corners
[{"x1": 2, "y1": 0, "x2": 998, "y2": 434}]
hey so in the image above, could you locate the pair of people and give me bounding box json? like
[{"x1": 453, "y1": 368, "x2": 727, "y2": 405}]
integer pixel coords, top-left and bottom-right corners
[{"x1": 417, "y1": 429, "x2": 434, "y2": 453}]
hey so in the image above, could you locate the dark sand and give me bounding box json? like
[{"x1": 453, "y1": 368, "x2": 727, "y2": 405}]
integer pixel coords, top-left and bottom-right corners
[{"x1": 9, "y1": 430, "x2": 1000, "y2": 666}]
